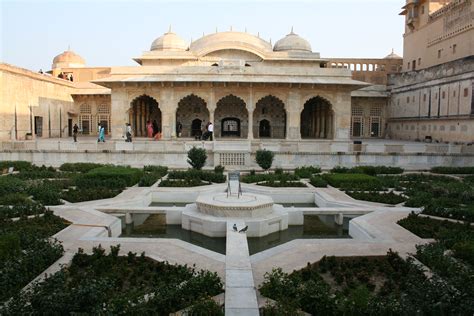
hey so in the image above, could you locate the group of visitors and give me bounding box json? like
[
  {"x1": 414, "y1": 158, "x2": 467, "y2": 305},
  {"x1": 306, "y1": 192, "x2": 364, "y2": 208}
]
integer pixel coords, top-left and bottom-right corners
[
  {"x1": 145, "y1": 120, "x2": 162, "y2": 140},
  {"x1": 57, "y1": 72, "x2": 74, "y2": 81}
]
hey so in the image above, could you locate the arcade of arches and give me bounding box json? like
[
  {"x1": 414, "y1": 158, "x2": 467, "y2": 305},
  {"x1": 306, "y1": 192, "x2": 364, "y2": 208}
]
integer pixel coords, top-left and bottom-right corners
[{"x1": 127, "y1": 94, "x2": 334, "y2": 140}]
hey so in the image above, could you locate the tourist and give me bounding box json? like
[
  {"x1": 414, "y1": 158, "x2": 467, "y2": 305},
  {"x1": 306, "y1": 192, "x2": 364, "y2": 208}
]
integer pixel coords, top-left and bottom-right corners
[
  {"x1": 176, "y1": 121, "x2": 182, "y2": 137},
  {"x1": 99, "y1": 124, "x2": 106, "y2": 142},
  {"x1": 125, "y1": 123, "x2": 132, "y2": 142},
  {"x1": 146, "y1": 120, "x2": 153, "y2": 138},
  {"x1": 208, "y1": 122, "x2": 213, "y2": 141},
  {"x1": 69, "y1": 74, "x2": 74, "y2": 82},
  {"x1": 72, "y1": 123, "x2": 78, "y2": 142},
  {"x1": 97, "y1": 123, "x2": 102, "y2": 142}
]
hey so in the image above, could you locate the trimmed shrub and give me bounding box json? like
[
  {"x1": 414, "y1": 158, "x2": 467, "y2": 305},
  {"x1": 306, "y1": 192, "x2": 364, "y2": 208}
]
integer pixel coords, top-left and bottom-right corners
[
  {"x1": 0, "y1": 176, "x2": 28, "y2": 196},
  {"x1": 346, "y1": 191, "x2": 406, "y2": 205},
  {"x1": 167, "y1": 169, "x2": 225, "y2": 183},
  {"x1": 214, "y1": 165, "x2": 225, "y2": 174},
  {"x1": 28, "y1": 183, "x2": 62, "y2": 206},
  {"x1": 139, "y1": 166, "x2": 168, "y2": 187},
  {"x1": 159, "y1": 179, "x2": 209, "y2": 187},
  {"x1": 431, "y1": 166, "x2": 474, "y2": 174},
  {"x1": 61, "y1": 188, "x2": 121, "y2": 203},
  {"x1": 0, "y1": 161, "x2": 33, "y2": 172},
  {"x1": 322, "y1": 173, "x2": 384, "y2": 191},
  {"x1": 309, "y1": 175, "x2": 328, "y2": 188},
  {"x1": 0, "y1": 193, "x2": 31, "y2": 206},
  {"x1": 241, "y1": 172, "x2": 299, "y2": 184},
  {"x1": 331, "y1": 166, "x2": 403, "y2": 175},
  {"x1": 187, "y1": 147, "x2": 207, "y2": 170},
  {"x1": 143, "y1": 165, "x2": 168, "y2": 175},
  {"x1": 256, "y1": 149, "x2": 274, "y2": 171},
  {"x1": 295, "y1": 166, "x2": 321, "y2": 178},
  {"x1": 13, "y1": 165, "x2": 59, "y2": 180},
  {"x1": 75, "y1": 166, "x2": 143, "y2": 189},
  {"x1": 59, "y1": 163, "x2": 107, "y2": 173}
]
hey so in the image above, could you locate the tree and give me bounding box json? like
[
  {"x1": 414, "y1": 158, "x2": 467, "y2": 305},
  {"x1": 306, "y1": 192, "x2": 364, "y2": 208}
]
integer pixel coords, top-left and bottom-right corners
[
  {"x1": 187, "y1": 147, "x2": 207, "y2": 170},
  {"x1": 256, "y1": 149, "x2": 274, "y2": 171}
]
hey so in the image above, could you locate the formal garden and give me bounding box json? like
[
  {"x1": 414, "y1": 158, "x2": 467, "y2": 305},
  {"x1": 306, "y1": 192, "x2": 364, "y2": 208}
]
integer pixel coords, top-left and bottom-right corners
[{"x1": 1, "y1": 148, "x2": 474, "y2": 314}]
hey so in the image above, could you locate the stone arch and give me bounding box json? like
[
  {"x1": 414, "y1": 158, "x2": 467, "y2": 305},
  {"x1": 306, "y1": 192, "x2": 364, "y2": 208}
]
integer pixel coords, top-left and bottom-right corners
[
  {"x1": 253, "y1": 95, "x2": 286, "y2": 139},
  {"x1": 176, "y1": 94, "x2": 209, "y2": 138},
  {"x1": 300, "y1": 96, "x2": 333, "y2": 139},
  {"x1": 129, "y1": 95, "x2": 161, "y2": 137},
  {"x1": 215, "y1": 94, "x2": 248, "y2": 138}
]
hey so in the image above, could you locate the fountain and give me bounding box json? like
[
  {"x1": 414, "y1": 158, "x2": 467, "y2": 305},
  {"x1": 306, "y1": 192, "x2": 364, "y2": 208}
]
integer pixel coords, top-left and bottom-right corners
[{"x1": 182, "y1": 172, "x2": 289, "y2": 237}]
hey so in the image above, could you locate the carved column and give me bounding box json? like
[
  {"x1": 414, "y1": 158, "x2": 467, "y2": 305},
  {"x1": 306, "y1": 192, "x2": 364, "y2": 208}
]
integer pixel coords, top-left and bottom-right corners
[
  {"x1": 247, "y1": 88, "x2": 254, "y2": 140},
  {"x1": 286, "y1": 90, "x2": 302, "y2": 140}
]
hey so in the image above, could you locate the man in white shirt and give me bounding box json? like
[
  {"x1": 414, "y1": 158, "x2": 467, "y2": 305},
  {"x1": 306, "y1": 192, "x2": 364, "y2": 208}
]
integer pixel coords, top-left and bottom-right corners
[{"x1": 207, "y1": 122, "x2": 214, "y2": 141}]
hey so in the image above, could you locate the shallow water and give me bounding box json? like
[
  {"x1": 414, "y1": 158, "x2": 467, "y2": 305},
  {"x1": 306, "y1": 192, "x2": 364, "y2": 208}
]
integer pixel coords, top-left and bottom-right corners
[{"x1": 120, "y1": 214, "x2": 351, "y2": 255}]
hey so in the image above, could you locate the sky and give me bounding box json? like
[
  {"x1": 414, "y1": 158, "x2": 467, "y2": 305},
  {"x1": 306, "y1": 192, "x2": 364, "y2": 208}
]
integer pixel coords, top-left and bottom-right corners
[{"x1": 1, "y1": 0, "x2": 405, "y2": 71}]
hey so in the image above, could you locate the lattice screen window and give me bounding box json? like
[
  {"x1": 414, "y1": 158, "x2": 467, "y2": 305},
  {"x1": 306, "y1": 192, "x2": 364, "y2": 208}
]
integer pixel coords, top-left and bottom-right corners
[
  {"x1": 370, "y1": 106, "x2": 382, "y2": 117},
  {"x1": 351, "y1": 106, "x2": 363, "y2": 116},
  {"x1": 369, "y1": 117, "x2": 381, "y2": 137},
  {"x1": 351, "y1": 116, "x2": 364, "y2": 137},
  {"x1": 80, "y1": 104, "x2": 91, "y2": 114},
  {"x1": 97, "y1": 104, "x2": 110, "y2": 114},
  {"x1": 79, "y1": 115, "x2": 91, "y2": 134},
  {"x1": 220, "y1": 153, "x2": 245, "y2": 166},
  {"x1": 98, "y1": 115, "x2": 111, "y2": 133}
]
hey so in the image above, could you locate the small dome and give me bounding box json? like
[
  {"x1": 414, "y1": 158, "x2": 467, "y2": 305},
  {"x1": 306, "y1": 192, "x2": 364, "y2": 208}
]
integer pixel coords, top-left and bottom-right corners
[
  {"x1": 52, "y1": 50, "x2": 85, "y2": 69},
  {"x1": 274, "y1": 30, "x2": 312, "y2": 52},
  {"x1": 384, "y1": 49, "x2": 402, "y2": 59},
  {"x1": 150, "y1": 31, "x2": 187, "y2": 51}
]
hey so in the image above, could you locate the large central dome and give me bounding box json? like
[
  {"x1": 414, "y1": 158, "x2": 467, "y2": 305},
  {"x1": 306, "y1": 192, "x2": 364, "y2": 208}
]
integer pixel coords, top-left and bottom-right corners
[
  {"x1": 150, "y1": 31, "x2": 187, "y2": 51},
  {"x1": 189, "y1": 31, "x2": 273, "y2": 57}
]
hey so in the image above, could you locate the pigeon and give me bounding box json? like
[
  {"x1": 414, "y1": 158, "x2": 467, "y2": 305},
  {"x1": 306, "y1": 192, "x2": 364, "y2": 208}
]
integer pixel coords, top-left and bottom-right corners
[
  {"x1": 239, "y1": 225, "x2": 248, "y2": 233},
  {"x1": 232, "y1": 223, "x2": 237, "y2": 232}
]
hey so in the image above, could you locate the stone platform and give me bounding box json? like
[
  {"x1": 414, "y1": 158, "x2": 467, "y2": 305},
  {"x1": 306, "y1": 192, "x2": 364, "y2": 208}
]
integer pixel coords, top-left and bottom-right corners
[{"x1": 196, "y1": 192, "x2": 273, "y2": 217}]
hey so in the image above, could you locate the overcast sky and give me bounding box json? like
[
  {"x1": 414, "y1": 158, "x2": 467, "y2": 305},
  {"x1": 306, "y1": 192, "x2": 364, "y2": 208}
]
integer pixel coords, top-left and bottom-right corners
[{"x1": 1, "y1": 0, "x2": 405, "y2": 71}]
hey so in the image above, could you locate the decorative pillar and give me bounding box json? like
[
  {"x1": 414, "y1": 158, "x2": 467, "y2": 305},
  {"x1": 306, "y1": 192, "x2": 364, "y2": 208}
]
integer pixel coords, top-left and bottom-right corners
[
  {"x1": 247, "y1": 88, "x2": 254, "y2": 140},
  {"x1": 110, "y1": 88, "x2": 129, "y2": 140},
  {"x1": 320, "y1": 108, "x2": 326, "y2": 138},
  {"x1": 286, "y1": 91, "x2": 302, "y2": 140}
]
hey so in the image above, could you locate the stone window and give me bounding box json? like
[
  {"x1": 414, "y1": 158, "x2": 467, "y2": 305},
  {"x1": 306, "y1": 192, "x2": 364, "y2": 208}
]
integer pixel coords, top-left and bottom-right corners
[
  {"x1": 80, "y1": 103, "x2": 91, "y2": 114},
  {"x1": 442, "y1": 91, "x2": 446, "y2": 99},
  {"x1": 369, "y1": 106, "x2": 381, "y2": 117},
  {"x1": 464, "y1": 88, "x2": 469, "y2": 97},
  {"x1": 438, "y1": 50, "x2": 442, "y2": 58},
  {"x1": 418, "y1": 58, "x2": 421, "y2": 66},
  {"x1": 407, "y1": 96, "x2": 410, "y2": 104},
  {"x1": 452, "y1": 44, "x2": 457, "y2": 54},
  {"x1": 97, "y1": 104, "x2": 110, "y2": 114},
  {"x1": 450, "y1": 125, "x2": 456, "y2": 131},
  {"x1": 453, "y1": 90, "x2": 456, "y2": 97},
  {"x1": 423, "y1": 94, "x2": 426, "y2": 102},
  {"x1": 351, "y1": 106, "x2": 363, "y2": 116}
]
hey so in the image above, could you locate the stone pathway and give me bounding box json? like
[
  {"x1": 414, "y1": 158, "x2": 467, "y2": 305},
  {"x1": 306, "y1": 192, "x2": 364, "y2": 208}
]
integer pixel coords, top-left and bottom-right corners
[{"x1": 225, "y1": 220, "x2": 259, "y2": 315}]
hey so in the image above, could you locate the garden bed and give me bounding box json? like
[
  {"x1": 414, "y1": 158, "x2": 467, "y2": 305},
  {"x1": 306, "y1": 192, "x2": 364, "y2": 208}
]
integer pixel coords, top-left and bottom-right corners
[
  {"x1": 2, "y1": 245, "x2": 223, "y2": 315},
  {"x1": 346, "y1": 191, "x2": 406, "y2": 205},
  {"x1": 260, "y1": 250, "x2": 473, "y2": 314},
  {"x1": 0, "y1": 211, "x2": 68, "y2": 303}
]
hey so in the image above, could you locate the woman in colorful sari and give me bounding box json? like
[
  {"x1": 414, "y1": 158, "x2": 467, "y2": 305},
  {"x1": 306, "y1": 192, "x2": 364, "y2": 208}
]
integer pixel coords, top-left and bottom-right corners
[{"x1": 146, "y1": 120, "x2": 153, "y2": 138}]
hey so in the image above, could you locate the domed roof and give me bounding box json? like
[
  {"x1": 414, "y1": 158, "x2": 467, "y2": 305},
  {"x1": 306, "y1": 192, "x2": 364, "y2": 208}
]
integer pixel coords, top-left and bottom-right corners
[
  {"x1": 189, "y1": 31, "x2": 272, "y2": 57},
  {"x1": 150, "y1": 31, "x2": 187, "y2": 51},
  {"x1": 384, "y1": 49, "x2": 402, "y2": 59},
  {"x1": 52, "y1": 50, "x2": 85, "y2": 69},
  {"x1": 274, "y1": 30, "x2": 312, "y2": 52}
]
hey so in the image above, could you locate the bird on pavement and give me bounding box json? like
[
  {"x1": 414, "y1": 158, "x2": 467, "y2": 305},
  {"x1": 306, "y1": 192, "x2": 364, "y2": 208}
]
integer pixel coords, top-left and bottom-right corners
[
  {"x1": 239, "y1": 225, "x2": 248, "y2": 233},
  {"x1": 232, "y1": 223, "x2": 237, "y2": 232}
]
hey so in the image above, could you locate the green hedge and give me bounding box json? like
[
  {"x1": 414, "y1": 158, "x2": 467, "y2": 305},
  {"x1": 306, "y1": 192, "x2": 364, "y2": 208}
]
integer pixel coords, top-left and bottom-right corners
[
  {"x1": 75, "y1": 166, "x2": 143, "y2": 189},
  {"x1": 0, "y1": 212, "x2": 67, "y2": 302},
  {"x1": 346, "y1": 191, "x2": 407, "y2": 205},
  {"x1": 139, "y1": 166, "x2": 168, "y2": 187},
  {"x1": 431, "y1": 166, "x2": 474, "y2": 174},
  {"x1": 59, "y1": 163, "x2": 108, "y2": 173},
  {"x1": 309, "y1": 175, "x2": 328, "y2": 188},
  {"x1": 241, "y1": 172, "x2": 299, "y2": 184},
  {"x1": 294, "y1": 166, "x2": 321, "y2": 178},
  {"x1": 0, "y1": 204, "x2": 45, "y2": 219},
  {"x1": 3, "y1": 245, "x2": 223, "y2": 314},
  {"x1": 61, "y1": 188, "x2": 121, "y2": 203},
  {"x1": 331, "y1": 166, "x2": 404, "y2": 175},
  {"x1": 322, "y1": 173, "x2": 384, "y2": 191},
  {"x1": 0, "y1": 161, "x2": 33, "y2": 172},
  {"x1": 167, "y1": 170, "x2": 225, "y2": 184},
  {"x1": 257, "y1": 181, "x2": 307, "y2": 188},
  {"x1": 159, "y1": 179, "x2": 210, "y2": 187},
  {"x1": 0, "y1": 176, "x2": 28, "y2": 196}
]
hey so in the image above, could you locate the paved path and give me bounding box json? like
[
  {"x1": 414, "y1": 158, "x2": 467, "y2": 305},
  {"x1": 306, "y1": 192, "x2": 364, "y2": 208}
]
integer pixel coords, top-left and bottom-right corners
[{"x1": 225, "y1": 220, "x2": 259, "y2": 315}]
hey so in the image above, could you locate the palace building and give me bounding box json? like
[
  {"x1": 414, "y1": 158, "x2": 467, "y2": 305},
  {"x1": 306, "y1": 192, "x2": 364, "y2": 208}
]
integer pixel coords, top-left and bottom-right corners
[{"x1": 0, "y1": 0, "x2": 472, "y2": 148}]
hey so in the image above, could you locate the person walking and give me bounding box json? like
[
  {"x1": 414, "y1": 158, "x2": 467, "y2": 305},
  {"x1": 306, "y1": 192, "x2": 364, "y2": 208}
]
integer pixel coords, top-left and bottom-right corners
[
  {"x1": 98, "y1": 124, "x2": 106, "y2": 142},
  {"x1": 208, "y1": 122, "x2": 214, "y2": 141},
  {"x1": 73, "y1": 123, "x2": 78, "y2": 142},
  {"x1": 125, "y1": 123, "x2": 133, "y2": 142},
  {"x1": 176, "y1": 121, "x2": 183, "y2": 138},
  {"x1": 97, "y1": 123, "x2": 102, "y2": 142}
]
